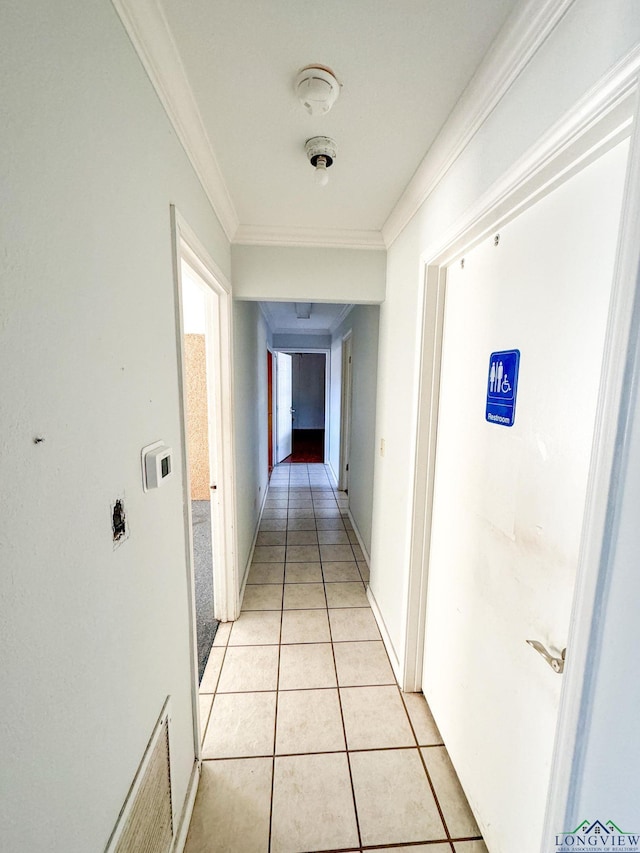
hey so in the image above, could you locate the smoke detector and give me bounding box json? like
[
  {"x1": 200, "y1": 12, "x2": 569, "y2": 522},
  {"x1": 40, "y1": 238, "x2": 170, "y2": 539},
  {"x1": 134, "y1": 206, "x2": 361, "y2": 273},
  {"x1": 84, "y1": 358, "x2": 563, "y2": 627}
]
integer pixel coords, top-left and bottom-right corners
[
  {"x1": 305, "y1": 136, "x2": 337, "y2": 187},
  {"x1": 295, "y1": 65, "x2": 341, "y2": 116}
]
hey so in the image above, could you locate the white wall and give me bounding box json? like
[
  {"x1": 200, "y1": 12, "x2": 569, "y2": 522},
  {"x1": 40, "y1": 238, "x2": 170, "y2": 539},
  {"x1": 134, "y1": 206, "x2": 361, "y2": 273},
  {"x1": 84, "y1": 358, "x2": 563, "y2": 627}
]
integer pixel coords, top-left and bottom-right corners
[
  {"x1": 0, "y1": 2, "x2": 230, "y2": 850},
  {"x1": 232, "y1": 245, "x2": 386, "y2": 303},
  {"x1": 233, "y1": 301, "x2": 270, "y2": 582},
  {"x1": 370, "y1": 0, "x2": 640, "y2": 672},
  {"x1": 331, "y1": 306, "x2": 380, "y2": 554},
  {"x1": 292, "y1": 353, "x2": 325, "y2": 430},
  {"x1": 273, "y1": 333, "x2": 331, "y2": 349}
]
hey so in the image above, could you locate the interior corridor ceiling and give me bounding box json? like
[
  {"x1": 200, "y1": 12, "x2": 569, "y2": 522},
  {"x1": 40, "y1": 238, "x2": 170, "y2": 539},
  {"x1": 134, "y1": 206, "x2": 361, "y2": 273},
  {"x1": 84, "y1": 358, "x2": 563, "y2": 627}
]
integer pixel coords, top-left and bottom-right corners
[
  {"x1": 122, "y1": 0, "x2": 519, "y2": 242},
  {"x1": 259, "y1": 302, "x2": 355, "y2": 335}
]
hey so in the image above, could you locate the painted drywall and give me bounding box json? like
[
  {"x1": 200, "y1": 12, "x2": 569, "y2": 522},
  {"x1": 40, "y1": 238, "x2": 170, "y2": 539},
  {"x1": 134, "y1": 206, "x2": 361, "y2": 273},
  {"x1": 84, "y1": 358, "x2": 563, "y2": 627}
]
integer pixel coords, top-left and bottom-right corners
[
  {"x1": 233, "y1": 301, "x2": 270, "y2": 582},
  {"x1": 422, "y1": 142, "x2": 628, "y2": 853},
  {"x1": 292, "y1": 353, "x2": 325, "y2": 430},
  {"x1": 369, "y1": 0, "x2": 640, "y2": 669},
  {"x1": 331, "y1": 306, "x2": 380, "y2": 554},
  {"x1": 232, "y1": 245, "x2": 386, "y2": 303},
  {"x1": 272, "y1": 333, "x2": 331, "y2": 349},
  {"x1": 0, "y1": 2, "x2": 230, "y2": 850}
]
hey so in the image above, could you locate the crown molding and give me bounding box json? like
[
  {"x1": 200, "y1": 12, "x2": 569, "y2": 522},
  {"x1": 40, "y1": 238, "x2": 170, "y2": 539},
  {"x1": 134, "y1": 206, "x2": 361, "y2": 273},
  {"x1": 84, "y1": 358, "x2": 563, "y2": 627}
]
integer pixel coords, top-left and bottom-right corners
[
  {"x1": 258, "y1": 301, "x2": 277, "y2": 329},
  {"x1": 329, "y1": 304, "x2": 355, "y2": 333},
  {"x1": 112, "y1": 0, "x2": 239, "y2": 241},
  {"x1": 382, "y1": 0, "x2": 577, "y2": 247},
  {"x1": 233, "y1": 225, "x2": 386, "y2": 251}
]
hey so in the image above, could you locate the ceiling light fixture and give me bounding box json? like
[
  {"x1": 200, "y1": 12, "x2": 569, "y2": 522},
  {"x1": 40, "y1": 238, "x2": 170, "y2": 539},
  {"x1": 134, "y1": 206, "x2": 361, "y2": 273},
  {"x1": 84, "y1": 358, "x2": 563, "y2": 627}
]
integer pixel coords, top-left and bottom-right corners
[
  {"x1": 295, "y1": 65, "x2": 341, "y2": 116},
  {"x1": 305, "y1": 136, "x2": 337, "y2": 187},
  {"x1": 295, "y1": 303, "x2": 312, "y2": 319}
]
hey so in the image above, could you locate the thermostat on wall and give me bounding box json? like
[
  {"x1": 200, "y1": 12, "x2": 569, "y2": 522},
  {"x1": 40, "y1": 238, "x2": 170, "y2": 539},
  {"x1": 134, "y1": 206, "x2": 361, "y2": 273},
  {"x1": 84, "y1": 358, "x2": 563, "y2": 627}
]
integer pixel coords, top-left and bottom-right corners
[{"x1": 142, "y1": 441, "x2": 173, "y2": 491}]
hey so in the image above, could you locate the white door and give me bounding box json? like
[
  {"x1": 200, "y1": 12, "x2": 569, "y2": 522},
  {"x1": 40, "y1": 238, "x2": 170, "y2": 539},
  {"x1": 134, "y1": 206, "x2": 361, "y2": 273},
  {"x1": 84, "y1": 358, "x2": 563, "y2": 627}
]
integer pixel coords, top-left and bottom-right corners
[
  {"x1": 276, "y1": 352, "x2": 293, "y2": 462},
  {"x1": 422, "y1": 140, "x2": 629, "y2": 853},
  {"x1": 339, "y1": 333, "x2": 353, "y2": 491}
]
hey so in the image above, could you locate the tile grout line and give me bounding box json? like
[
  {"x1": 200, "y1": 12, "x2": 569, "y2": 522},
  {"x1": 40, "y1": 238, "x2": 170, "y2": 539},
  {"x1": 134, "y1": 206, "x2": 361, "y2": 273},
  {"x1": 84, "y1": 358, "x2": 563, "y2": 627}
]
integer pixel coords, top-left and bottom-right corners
[
  {"x1": 199, "y1": 630, "x2": 231, "y2": 749},
  {"x1": 267, "y1": 464, "x2": 288, "y2": 853},
  {"x1": 327, "y1": 579, "x2": 363, "y2": 851},
  {"x1": 392, "y1": 668, "x2": 454, "y2": 846}
]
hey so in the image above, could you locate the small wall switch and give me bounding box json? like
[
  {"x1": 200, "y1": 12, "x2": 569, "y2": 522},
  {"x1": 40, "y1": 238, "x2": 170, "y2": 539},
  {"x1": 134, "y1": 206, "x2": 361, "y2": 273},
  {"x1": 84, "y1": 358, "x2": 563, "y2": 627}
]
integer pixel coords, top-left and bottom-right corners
[{"x1": 380, "y1": 438, "x2": 385, "y2": 457}]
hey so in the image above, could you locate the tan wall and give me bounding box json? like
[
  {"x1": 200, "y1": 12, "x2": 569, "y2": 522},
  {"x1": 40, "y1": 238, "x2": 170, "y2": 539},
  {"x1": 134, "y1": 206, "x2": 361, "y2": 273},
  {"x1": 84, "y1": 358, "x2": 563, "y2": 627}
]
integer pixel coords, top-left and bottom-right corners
[{"x1": 184, "y1": 334, "x2": 210, "y2": 500}]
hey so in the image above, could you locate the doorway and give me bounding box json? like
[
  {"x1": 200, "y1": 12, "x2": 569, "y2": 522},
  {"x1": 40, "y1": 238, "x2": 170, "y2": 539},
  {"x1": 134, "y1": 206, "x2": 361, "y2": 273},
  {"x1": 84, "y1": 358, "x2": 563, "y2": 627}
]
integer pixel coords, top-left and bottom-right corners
[
  {"x1": 339, "y1": 332, "x2": 353, "y2": 492},
  {"x1": 275, "y1": 350, "x2": 328, "y2": 464},
  {"x1": 181, "y1": 264, "x2": 218, "y2": 682},
  {"x1": 171, "y1": 209, "x2": 239, "y2": 746},
  {"x1": 409, "y1": 138, "x2": 631, "y2": 853}
]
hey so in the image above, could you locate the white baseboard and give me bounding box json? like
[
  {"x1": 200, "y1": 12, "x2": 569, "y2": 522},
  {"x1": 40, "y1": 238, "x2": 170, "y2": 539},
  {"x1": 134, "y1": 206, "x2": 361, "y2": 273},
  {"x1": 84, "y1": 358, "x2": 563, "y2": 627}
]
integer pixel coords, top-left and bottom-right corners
[
  {"x1": 171, "y1": 759, "x2": 200, "y2": 853},
  {"x1": 239, "y1": 484, "x2": 269, "y2": 607},
  {"x1": 346, "y1": 508, "x2": 371, "y2": 566},
  {"x1": 327, "y1": 461, "x2": 339, "y2": 488},
  {"x1": 367, "y1": 586, "x2": 402, "y2": 685}
]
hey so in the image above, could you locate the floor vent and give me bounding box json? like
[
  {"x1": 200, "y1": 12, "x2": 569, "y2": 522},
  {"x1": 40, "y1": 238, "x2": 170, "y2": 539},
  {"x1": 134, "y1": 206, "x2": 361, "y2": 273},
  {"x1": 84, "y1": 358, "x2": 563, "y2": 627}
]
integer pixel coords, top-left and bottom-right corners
[{"x1": 106, "y1": 698, "x2": 174, "y2": 853}]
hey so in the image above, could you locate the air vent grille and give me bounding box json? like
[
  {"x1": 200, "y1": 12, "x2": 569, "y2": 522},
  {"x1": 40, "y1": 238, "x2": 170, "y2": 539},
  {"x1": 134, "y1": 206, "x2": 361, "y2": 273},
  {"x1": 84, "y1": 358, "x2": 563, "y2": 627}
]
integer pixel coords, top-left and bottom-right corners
[{"x1": 107, "y1": 700, "x2": 174, "y2": 853}]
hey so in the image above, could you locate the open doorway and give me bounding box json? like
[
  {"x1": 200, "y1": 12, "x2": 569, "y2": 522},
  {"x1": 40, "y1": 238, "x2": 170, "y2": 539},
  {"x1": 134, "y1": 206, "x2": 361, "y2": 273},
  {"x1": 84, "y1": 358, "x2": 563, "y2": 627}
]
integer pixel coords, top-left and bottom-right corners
[
  {"x1": 181, "y1": 264, "x2": 219, "y2": 682},
  {"x1": 275, "y1": 350, "x2": 328, "y2": 464}
]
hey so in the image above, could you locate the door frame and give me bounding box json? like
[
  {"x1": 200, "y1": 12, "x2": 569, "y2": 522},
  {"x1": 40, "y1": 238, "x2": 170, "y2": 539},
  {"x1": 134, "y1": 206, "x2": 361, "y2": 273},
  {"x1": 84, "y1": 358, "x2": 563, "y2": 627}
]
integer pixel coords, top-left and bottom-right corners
[
  {"x1": 171, "y1": 207, "x2": 239, "y2": 757},
  {"x1": 338, "y1": 331, "x2": 353, "y2": 491},
  {"x1": 402, "y1": 55, "x2": 640, "y2": 844},
  {"x1": 273, "y1": 347, "x2": 331, "y2": 463},
  {"x1": 274, "y1": 351, "x2": 294, "y2": 463},
  {"x1": 267, "y1": 349, "x2": 274, "y2": 473}
]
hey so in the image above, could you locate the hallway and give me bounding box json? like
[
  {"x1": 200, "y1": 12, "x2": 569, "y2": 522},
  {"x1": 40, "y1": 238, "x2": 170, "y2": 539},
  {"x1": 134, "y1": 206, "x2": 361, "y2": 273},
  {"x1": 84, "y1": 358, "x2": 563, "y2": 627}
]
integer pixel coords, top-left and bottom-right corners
[{"x1": 186, "y1": 463, "x2": 486, "y2": 853}]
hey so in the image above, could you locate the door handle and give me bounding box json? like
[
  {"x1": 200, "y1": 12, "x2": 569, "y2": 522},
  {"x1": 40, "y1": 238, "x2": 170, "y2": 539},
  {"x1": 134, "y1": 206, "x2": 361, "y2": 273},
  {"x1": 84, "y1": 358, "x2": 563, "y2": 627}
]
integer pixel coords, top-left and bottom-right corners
[
  {"x1": 526, "y1": 640, "x2": 566, "y2": 674},
  {"x1": 290, "y1": 408, "x2": 296, "y2": 413}
]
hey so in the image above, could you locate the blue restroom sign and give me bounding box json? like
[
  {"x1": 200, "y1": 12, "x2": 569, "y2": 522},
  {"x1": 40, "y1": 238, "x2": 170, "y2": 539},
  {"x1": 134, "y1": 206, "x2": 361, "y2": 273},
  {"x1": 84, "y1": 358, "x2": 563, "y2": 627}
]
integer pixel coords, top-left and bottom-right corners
[{"x1": 486, "y1": 349, "x2": 520, "y2": 427}]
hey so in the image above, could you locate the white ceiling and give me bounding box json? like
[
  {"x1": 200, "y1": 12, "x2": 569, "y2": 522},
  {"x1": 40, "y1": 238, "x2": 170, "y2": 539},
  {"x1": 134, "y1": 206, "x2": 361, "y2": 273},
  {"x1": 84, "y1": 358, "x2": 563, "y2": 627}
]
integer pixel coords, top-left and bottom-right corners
[
  {"x1": 157, "y1": 0, "x2": 518, "y2": 237},
  {"x1": 260, "y1": 302, "x2": 353, "y2": 335}
]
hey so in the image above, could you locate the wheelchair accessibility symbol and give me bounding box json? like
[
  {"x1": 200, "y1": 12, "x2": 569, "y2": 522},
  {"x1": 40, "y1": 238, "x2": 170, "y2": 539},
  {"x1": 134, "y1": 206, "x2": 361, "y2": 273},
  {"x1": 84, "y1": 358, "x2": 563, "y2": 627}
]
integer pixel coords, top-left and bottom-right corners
[
  {"x1": 486, "y1": 349, "x2": 520, "y2": 427},
  {"x1": 489, "y1": 360, "x2": 513, "y2": 395}
]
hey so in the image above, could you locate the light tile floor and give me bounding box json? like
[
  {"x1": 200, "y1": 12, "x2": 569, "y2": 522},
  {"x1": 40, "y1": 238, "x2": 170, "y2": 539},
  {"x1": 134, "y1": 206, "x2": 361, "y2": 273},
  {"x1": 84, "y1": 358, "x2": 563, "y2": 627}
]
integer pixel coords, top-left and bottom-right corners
[{"x1": 186, "y1": 463, "x2": 488, "y2": 853}]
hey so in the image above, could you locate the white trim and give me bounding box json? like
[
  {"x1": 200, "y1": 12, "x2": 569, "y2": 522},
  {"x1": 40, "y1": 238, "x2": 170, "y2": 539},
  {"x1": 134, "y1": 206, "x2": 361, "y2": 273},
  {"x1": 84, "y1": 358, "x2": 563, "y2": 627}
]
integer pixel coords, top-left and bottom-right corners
[
  {"x1": 171, "y1": 207, "x2": 239, "y2": 764},
  {"x1": 171, "y1": 760, "x2": 201, "y2": 853},
  {"x1": 338, "y1": 332, "x2": 353, "y2": 492},
  {"x1": 382, "y1": 0, "x2": 577, "y2": 247},
  {"x1": 346, "y1": 508, "x2": 370, "y2": 566},
  {"x1": 402, "y1": 265, "x2": 446, "y2": 693},
  {"x1": 329, "y1": 304, "x2": 355, "y2": 334},
  {"x1": 541, "y1": 84, "x2": 640, "y2": 848},
  {"x1": 402, "y1": 53, "x2": 640, "y2": 853},
  {"x1": 238, "y1": 484, "x2": 269, "y2": 607},
  {"x1": 420, "y1": 44, "x2": 640, "y2": 270},
  {"x1": 327, "y1": 461, "x2": 339, "y2": 488},
  {"x1": 170, "y1": 212, "x2": 203, "y2": 761},
  {"x1": 274, "y1": 348, "x2": 331, "y2": 464},
  {"x1": 367, "y1": 586, "x2": 401, "y2": 684},
  {"x1": 233, "y1": 225, "x2": 385, "y2": 251},
  {"x1": 112, "y1": 0, "x2": 239, "y2": 241},
  {"x1": 259, "y1": 301, "x2": 276, "y2": 330},
  {"x1": 174, "y1": 210, "x2": 239, "y2": 624}
]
